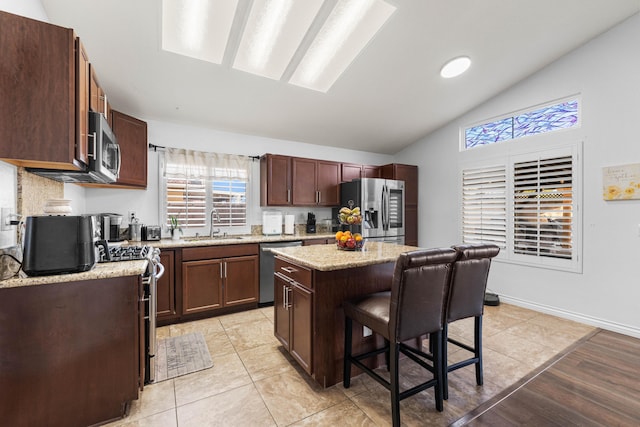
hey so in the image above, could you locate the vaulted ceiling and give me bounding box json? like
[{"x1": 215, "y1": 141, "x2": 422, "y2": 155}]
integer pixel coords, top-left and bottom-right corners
[{"x1": 41, "y1": 0, "x2": 640, "y2": 154}]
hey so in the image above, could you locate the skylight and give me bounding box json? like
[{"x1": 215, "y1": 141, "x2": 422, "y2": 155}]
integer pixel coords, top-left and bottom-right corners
[{"x1": 161, "y1": 0, "x2": 396, "y2": 92}]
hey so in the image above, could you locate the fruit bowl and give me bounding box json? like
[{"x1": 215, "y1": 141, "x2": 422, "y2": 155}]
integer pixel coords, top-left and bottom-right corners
[
  {"x1": 335, "y1": 231, "x2": 365, "y2": 251},
  {"x1": 338, "y1": 204, "x2": 362, "y2": 225},
  {"x1": 336, "y1": 240, "x2": 365, "y2": 251}
]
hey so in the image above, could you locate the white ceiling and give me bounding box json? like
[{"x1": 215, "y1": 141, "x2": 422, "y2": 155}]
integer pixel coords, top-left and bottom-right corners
[{"x1": 41, "y1": 0, "x2": 640, "y2": 155}]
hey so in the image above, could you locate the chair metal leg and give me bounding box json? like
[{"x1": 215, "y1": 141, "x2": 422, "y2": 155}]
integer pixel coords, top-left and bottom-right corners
[
  {"x1": 390, "y1": 342, "x2": 401, "y2": 427},
  {"x1": 384, "y1": 338, "x2": 390, "y2": 371},
  {"x1": 475, "y1": 316, "x2": 483, "y2": 386},
  {"x1": 344, "y1": 317, "x2": 353, "y2": 388},
  {"x1": 431, "y1": 331, "x2": 444, "y2": 411},
  {"x1": 442, "y1": 323, "x2": 449, "y2": 400}
]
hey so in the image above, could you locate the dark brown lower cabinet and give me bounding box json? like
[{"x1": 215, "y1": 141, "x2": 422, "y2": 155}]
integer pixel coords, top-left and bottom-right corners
[
  {"x1": 274, "y1": 259, "x2": 313, "y2": 374},
  {"x1": 181, "y1": 244, "x2": 259, "y2": 316},
  {"x1": 0, "y1": 275, "x2": 142, "y2": 427},
  {"x1": 157, "y1": 249, "x2": 178, "y2": 323}
]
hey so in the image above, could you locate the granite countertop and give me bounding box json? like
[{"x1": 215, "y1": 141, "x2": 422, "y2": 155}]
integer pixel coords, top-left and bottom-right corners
[
  {"x1": 151, "y1": 232, "x2": 336, "y2": 249},
  {"x1": 270, "y1": 241, "x2": 421, "y2": 271},
  {"x1": 0, "y1": 260, "x2": 148, "y2": 289}
]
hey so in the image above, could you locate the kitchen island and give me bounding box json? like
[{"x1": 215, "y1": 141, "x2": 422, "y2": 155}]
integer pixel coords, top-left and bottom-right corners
[{"x1": 270, "y1": 241, "x2": 420, "y2": 388}]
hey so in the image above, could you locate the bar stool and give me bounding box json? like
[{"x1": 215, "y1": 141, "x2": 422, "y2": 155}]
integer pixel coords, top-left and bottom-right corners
[
  {"x1": 443, "y1": 244, "x2": 500, "y2": 400},
  {"x1": 343, "y1": 248, "x2": 458, "y2": 427}
]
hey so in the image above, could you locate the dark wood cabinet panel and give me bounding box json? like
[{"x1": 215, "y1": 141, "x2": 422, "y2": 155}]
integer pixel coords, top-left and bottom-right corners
[
  {"x1": 261, "y1": 154, "x2": 292, "y2": 205},
  {"x1": 182, "y1": 259, "x2": 224, "y2": 314},
  {"x1": 274, "y1": 258, "x2": 314, "y2": 376},
  {"x1": 290, "y1": 283, "x2": 313, "y2": 374},
  {"x1": 262, "y1": 154, "x2": 340, "y2": 207},
  {"x1": 0, "y1": 11, "x2": 83, "y2": 170},
  {"x1": 224, "y1": 255, "x2": 259, "y2": 306},
  {"x1": 157, "y1": 250, "x2": 177, "y2": 322},
  {"x1": 362, "y1": 165, "x2": 381, "y2": 178},
  {"x1": 383, "y1": 163, "x2": 418, "y2": 206},
  {"x1": 89, "y1": 65, "x2": 112, "y2": 125},
  {"x1": 0, "y1": 275, "x2": 142, "y2": 426},
  {"x1": 404, "y1": 205, "x2": 418, "y2": 247},
  {"x1": 303, "y1": 238, "x2": 331, "y2": 246},
  {"x1": 292, "y1": 157, "x2": 318, "y2": 205},
  {"x1": 316, "y1": 160, "x2": 340, "y2": 206},
  {"x1": 341, "y1": 163, "x2": 362, "y2": 182},
  {"x1": 274, "y1": 273, "x2": 291, "y2": 350},
  {"x1": 76, "y1": 39, "x2": 90, "y2": 166},
  {"x1": 110, "y1": 110, "x2": 148, "y2": 188}
]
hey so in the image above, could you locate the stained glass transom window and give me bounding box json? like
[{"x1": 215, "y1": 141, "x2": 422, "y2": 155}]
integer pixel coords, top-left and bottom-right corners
[{"x1": 464, "y1": 100, "x2": 579, "y2": 149}]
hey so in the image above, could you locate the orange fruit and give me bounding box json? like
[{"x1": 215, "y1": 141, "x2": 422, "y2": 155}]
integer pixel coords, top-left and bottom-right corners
[
  {"x1": 340, "y1": 235, "x2": 349, "y2": 243},
  {"x1": 355, "y1": 235, "x2": 363, "y2": 242},
  {"x1": 335, "y1": 231, "x2": 343, "y2": 240},
  {"x1": 344, "y1": 230, "x2": 352, "y2": 236}
]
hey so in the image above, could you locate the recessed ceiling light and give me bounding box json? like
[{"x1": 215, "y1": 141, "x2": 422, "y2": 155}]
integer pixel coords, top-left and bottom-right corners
[{"x1": 440, "y1": 56, "x2": 471, "y2": 78}]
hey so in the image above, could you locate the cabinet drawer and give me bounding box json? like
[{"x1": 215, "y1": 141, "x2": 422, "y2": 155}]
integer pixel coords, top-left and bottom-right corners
[
  {"x1": 182, "y1": 244, "x2": 258, "y2": 261},
  {"x1": 275, "y1": 257, "x2": 312, "y2": 290}
]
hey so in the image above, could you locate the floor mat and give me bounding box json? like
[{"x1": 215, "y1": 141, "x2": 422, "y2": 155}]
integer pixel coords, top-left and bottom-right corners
[{"x1": 154, "y1": 332, "x2": 213, "y2": 382}]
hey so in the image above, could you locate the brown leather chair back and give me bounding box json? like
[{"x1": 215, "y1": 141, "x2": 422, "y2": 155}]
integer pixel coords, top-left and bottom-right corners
[
  {"x1": 389, "y1": 248, "x2": 458, "y2": 342},
  {"x1": 447, "y1": 244, "x2": 500, "y2": 323}
]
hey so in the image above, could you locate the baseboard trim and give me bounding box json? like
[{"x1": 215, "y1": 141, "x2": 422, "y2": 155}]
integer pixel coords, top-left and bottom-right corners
[{"x1": 498, "y1": 295, "x2": 640, "y2": 339}]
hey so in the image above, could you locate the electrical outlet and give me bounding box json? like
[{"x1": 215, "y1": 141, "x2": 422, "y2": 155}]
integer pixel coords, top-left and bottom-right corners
[
  {"x1": 363, "y1": 326, "x2": 373, "y2": 338},
  {"x1": 1, "y1": 207, "x2": 15, "y2": 231}
]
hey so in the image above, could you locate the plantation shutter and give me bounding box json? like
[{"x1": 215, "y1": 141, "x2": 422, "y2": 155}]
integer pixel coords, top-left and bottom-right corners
[
  {"x1": 513, "y1": 155, "x2": 574, "y2": 259},
  {"x1": 166, "y1": 178, "x2": 207, "y2": 228},
  {"x1": 462, "y1": 165, "x2": 507, "y2": 248},
  {"x1": 212, "y1": 180, "x2": 247, "y2": 226}
]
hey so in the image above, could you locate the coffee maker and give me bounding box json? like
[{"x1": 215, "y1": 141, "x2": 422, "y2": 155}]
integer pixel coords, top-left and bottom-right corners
[{"x1": 98, "y1": 213, "x2": 123, "y2": 242}]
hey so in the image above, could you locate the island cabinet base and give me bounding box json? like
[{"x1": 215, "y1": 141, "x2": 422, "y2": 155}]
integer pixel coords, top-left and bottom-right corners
[
  {"x1": 0, "y1": 276, "x2": 142, "y2": 427},
  {"x1": 312, "y1": 262, "x2": 396, "y2": 387}
]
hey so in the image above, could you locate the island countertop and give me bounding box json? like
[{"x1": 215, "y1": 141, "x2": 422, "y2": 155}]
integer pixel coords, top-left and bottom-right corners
[{"x1": 270, "y1": 241, "x2": 421, "y2": 271}]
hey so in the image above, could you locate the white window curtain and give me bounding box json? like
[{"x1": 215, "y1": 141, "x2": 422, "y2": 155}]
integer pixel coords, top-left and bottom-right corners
[{"x1": 163, "y1": 148, "x2": 249, "y2": 180}]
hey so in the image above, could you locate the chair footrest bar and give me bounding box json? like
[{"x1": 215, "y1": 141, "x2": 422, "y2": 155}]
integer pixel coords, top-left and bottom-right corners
[
  {"x1": 448, "y1": 337, "x2": 474, "y2": 353},
  {"x1": 448, "y1": 357, "x2": 479, "y2": 372}
]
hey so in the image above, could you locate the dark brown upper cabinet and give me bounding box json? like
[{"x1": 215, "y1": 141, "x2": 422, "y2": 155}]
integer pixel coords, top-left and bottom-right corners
[{"x1": 0, "y1": 11, "x2": 86, "y2": 171}]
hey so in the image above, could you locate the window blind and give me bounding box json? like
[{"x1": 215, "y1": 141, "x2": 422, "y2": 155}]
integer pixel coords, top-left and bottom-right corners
[
  {"x1": 166, "y1": 178, "x2": 207, "y2": 228},
  {"x1": 513, "y1": 155, "x2": 574, "y2": 260},
  {"x1": 462, "y1": 165, "x2": 507, "y2": 248},
  {"x1": 212, "y1": 180, "x2": 247, "y2": 226}
]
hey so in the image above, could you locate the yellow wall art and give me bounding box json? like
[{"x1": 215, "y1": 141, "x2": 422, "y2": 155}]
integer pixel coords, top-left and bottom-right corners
[{"x1": 602, "y1": 163, "x2": 640, "y2": 200}]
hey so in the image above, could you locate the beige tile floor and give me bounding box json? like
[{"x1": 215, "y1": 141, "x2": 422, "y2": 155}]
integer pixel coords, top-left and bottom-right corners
[{"x1": 105, "y1": 303, "x2": 595, "y2": 427}]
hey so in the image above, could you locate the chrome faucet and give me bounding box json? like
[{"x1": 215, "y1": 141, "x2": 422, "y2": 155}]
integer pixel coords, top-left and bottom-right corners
[{"x1": 209, "y1": 208, "x2": 221, "y2": 238}]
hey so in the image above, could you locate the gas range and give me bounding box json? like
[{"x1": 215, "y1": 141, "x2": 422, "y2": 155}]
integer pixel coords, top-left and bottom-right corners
[{"x1": 98, "y1": 245, "x2": 152, "y2": 263}]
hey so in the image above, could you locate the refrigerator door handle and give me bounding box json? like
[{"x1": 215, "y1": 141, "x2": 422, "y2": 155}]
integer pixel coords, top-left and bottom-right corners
[{"x1": 382, "y1": 184, "x2": 388, "y2": 231}]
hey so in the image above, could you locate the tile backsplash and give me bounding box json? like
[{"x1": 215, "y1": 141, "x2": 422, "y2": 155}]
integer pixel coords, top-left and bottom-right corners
[{"x1": 17, "y1": 168, "x2": 64, "y2": 218}]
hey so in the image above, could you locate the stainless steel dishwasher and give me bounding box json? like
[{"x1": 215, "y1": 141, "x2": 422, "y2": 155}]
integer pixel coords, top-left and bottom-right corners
[{"x1": 259, "y1": 241, "x2": 302, "y2": 305}]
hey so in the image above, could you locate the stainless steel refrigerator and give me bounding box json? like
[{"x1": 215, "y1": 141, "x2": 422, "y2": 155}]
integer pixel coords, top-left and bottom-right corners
[{"x1": 340, "y1": 178, "x2": 405, "y2": 244}]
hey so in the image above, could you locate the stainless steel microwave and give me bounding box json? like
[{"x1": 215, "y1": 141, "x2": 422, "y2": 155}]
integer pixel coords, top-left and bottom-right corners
[{"x1": 26, "y1": 112, "x2": 121, "y2": 184}]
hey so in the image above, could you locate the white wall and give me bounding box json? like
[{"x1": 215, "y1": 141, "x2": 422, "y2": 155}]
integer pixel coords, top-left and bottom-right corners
[
  {"x1": 396, "y1": 13, "x2": 640, "y2": 337},
  {"x1": 84, "y1": 119, "x2": 393, "y2": 230},
  {"x1": 0, "y1": 0, "x2": 47, "y2": 21}
]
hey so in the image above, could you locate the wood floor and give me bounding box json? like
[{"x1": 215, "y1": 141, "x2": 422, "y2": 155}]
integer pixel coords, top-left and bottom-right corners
[{"x1": 451, "y1": 329, "x2": 640, "y2": 426}]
